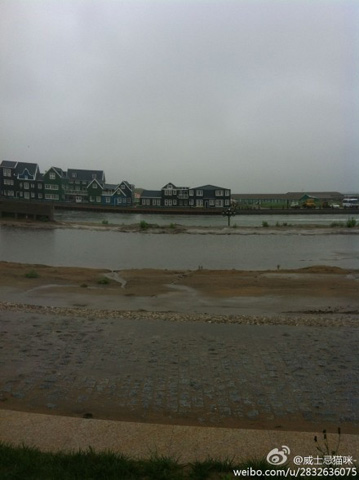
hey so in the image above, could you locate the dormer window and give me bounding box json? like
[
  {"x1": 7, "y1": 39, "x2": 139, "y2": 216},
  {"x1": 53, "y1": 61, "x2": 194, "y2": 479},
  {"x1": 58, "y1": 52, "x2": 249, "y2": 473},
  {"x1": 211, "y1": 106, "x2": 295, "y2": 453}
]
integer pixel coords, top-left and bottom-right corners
[{"x1": 49, "y1": 172, "x2": 56, "y2": 180}]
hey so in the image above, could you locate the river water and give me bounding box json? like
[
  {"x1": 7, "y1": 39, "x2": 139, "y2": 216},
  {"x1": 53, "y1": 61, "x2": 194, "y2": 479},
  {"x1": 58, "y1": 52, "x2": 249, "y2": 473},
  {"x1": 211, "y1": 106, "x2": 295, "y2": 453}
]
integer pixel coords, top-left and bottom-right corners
[{"x1": 1, "y1": 224, "x2": 359, "y2": 270}]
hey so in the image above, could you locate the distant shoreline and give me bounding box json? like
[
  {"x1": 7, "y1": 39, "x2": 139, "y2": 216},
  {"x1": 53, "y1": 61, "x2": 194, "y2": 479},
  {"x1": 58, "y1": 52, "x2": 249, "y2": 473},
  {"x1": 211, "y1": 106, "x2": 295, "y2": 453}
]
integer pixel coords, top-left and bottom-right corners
[{"x1": 1, "y1": 217, "x2": 359, "y2": 235}]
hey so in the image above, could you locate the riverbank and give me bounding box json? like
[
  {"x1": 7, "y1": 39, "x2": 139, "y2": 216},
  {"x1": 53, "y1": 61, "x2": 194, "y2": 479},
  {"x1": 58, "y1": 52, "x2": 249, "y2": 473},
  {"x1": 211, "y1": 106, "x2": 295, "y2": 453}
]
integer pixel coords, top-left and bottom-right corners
[
  {"x1": 1, "y1": 217, "x2": 359, "y2": 234},
  {"x1": 1, "y1": 261, "x2": 358, "y2": 320}
]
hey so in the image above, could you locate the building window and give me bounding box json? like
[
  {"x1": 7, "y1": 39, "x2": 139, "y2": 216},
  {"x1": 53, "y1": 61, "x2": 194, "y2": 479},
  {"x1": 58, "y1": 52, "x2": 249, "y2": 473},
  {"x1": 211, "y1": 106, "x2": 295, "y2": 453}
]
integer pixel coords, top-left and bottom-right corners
[
  {"x1": 24, "y1": 182, "x2": 29, "y2": 189},
  {"x1": 3, "y1": 168, "x2": 12, "y2": 177},
  {"x1": 24, "y1": 192, "x2": 30, "y2": 199},
  {"x1": 189, "y1": 190, "x2": 194, "y2": 196},
  {"x1": 215, "y1": 190, "x2": 223, "y2": 196},
  {"x1": 106, "y1": 197, "x2": 111, "y2": 203},
  {"x1": 38, "y1": 183, "x2": 42, "y2": 189},
  {"x1": 196, "y1": 190, "x2": 203, "y2": 196},
  {"x1": 93, "y1": 183, "x2": 97, "y2": 189},
  {"x1": 225, "y1": 190, "x2": 230, "y2": 196},
  {"x1": 38, "y1": 193, "x2": 43, "y2": 199},
  {"x1": 45, "y1": 184, "x2": 59, "y2": 190},
  {"x1": 45, "y1": 194, "x2": 59, "y2": 200},
  {"x1": 96, "y1": 196, "x2": 101, "y2": 202},
  {"x1": 49, "y1": 172, "x2": 56, "y2": 180},
  {"x1": 196, "y1": 199, "x2": 203, "y2": 207},
  {"x1": 7, "y1": 190, "x2": 14, "y2": 197},
  {"x1": 4, "y1": 179, "x2": 14, "y2": 185},
  {"x1": 31, "y1": 192, "x2": 35, "y2": 198},
  {"x1": 215, "y1": 199, "x2": 224, "y2": 207}
]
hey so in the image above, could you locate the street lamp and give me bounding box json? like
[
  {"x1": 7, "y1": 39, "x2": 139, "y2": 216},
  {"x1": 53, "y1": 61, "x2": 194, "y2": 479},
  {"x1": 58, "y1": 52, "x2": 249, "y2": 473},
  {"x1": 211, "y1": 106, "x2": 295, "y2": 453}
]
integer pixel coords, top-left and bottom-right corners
[{"x1": 222, "y1": 206, "x2": 237, "y2": 227}]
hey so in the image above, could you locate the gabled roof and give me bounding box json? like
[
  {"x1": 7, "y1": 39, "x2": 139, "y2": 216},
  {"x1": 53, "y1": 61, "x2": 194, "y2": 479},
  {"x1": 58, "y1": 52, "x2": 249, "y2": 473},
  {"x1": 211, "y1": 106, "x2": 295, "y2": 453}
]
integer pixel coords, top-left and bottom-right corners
[
  {"x1": 192, "y1": 184, "x2": 227, "y2": 190},
  {"x1": 1, "y1": 160, "x2": 17, "y2": 168},
  {"x1": 162, "y1": 182, "x2": 188, "y2": 190},
  {"x1": 47, "y1": 166, "x2": 67, "y2": 178},
  {"x1": 119, "y1": 180, "x2": 133, "y2": 190},
  {"x1": 9, "y1": 162, "x2": 40, "y2": 180},
  {"x1": 87, "y1": 178, "x2": 104, "y2": 189},
  {"x1": 67, "y1": 168, "x2": 105, "y2": 182}
]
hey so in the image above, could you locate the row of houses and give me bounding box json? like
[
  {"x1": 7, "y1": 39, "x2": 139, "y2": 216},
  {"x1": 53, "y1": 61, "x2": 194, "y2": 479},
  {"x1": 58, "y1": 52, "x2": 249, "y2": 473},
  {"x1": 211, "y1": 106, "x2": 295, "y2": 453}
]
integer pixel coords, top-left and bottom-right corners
[
  {"x1": 140, "y1": 183, "x2": 231, "y2": 208},
  {"x1": 232, "y1": 192, "x2": 345, "y2": 208},
  {"x1": 0, "y1": 161, "x2": 134, "y2": 206},
  {"x1": 1, "y1": 160, "x2": 350, "y2": 210},
  {"x1": 0, "y1": 161, "x2": 232, "y2": 208}
]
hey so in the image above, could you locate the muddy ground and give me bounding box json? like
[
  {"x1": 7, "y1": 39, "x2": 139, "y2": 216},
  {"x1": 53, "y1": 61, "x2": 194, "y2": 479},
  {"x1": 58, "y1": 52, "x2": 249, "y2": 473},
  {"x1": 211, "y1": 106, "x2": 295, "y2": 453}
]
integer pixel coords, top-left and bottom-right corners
[{"x1": 0, "y1": 262, "x2": 358, "y2": 317}]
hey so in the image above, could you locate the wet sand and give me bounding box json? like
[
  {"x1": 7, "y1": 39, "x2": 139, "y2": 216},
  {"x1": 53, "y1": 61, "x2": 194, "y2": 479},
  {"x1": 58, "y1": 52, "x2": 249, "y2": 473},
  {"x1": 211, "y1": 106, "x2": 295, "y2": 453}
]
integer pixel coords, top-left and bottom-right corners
[{"x1": 0, "y1": 262, "x2": 358, "y2": 317}]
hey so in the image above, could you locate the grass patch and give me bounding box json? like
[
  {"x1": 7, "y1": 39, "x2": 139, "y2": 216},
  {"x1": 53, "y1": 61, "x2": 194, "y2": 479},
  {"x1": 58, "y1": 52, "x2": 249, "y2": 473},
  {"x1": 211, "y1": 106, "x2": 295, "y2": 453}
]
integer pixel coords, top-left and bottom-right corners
[
  {"x1": 24, "y1": 269, "x2": 39, "y2": 279},
  {"x1": 140, "y1": 220, "x2": 149, "y2": 230},
  {"x1": 0, "y1": 442, "x2": 358, "y2": 479},
  {"x1": 346, "y1": 217, "x2": 357, "y2": 228}
]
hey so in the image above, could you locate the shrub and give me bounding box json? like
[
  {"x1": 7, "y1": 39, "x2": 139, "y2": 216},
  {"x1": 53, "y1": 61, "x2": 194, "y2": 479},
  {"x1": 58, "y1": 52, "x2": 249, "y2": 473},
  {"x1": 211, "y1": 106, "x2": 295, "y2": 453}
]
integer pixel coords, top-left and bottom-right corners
[
  {"x1": 25, "y1": 270, "x2": 39, "y2": 279},
  {"x1": 346, "y1": 217, "x2": 357, "y2": 228},
  {"x1": 97, "y1": 277, "x2": 110, "y2": 285},
  {"x1": 101, "y1": 219, "x2": 109, "y2": 225},
  {"x1": 140, "y1": 220, "x2": 149, "y2": 230},
  {"x1": 262, "y1": 221, "x2": 269, "y2": 228}
]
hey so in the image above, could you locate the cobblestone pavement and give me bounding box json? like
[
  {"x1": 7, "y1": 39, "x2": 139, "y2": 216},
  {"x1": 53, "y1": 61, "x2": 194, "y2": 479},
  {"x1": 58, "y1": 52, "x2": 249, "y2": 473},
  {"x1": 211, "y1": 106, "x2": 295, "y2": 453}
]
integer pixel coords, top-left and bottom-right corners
[{"x1": 0, "y1": 310, "x2": 358, "y2": 432}]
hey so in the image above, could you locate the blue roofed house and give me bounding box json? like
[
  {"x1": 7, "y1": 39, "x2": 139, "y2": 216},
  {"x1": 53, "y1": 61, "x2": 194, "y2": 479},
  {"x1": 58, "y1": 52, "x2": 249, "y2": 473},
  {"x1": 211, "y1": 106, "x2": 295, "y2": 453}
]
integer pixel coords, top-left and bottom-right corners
[
  {"x1": 100, "y1": 180, "x2": 135, "y2": 206},
  {"x1": 0, "y1": 160, "x2": 44, "y2": 200}
]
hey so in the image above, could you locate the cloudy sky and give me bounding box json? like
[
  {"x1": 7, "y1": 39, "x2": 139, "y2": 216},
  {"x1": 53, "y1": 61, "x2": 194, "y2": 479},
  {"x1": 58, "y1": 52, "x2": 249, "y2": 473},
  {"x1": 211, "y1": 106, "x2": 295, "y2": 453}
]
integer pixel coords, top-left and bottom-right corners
[{"x1": 1, "y1": 0, "x2": 358, "y2": 193}]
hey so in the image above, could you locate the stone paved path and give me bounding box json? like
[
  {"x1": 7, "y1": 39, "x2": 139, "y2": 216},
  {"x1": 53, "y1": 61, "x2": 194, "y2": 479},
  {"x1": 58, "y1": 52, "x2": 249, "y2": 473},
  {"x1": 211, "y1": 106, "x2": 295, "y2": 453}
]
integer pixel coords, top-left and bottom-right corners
[{"x1": 0, "y1": 311, "x2": 358, "y2": 432}]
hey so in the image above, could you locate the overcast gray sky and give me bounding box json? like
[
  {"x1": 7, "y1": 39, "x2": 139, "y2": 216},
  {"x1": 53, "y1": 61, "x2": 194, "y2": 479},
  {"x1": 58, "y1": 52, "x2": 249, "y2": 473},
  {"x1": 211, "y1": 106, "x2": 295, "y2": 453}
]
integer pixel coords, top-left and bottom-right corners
[{"x1": 1, "y1": 0, "x2": 358, "y2": 193}]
